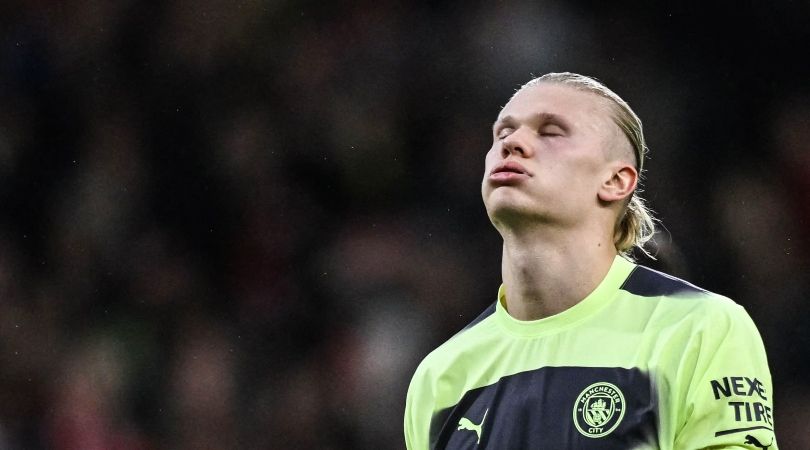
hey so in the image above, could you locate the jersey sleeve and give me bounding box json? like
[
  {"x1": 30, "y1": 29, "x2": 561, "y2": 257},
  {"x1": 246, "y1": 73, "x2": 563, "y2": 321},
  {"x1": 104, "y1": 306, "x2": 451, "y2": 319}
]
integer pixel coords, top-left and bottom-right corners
[
  {"x1": 404, "y1": 362, "x2": 434, "y2": 450},
  {"x1": 673, "y1": 301, "x2": 778, "y2": 449}
]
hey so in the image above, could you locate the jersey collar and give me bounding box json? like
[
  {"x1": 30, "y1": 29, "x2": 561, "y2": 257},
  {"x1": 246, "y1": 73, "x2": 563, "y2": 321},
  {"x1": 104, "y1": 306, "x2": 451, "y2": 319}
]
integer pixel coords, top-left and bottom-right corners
[{"x1": 495, "y1": 255, "x2": 637, "y2": 337}]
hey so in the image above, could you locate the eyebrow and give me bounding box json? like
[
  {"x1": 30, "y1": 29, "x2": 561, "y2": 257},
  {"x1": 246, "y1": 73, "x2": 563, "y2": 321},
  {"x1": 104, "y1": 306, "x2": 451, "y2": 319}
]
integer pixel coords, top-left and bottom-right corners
[{"x1": 492, "y1": 115, "x2": 515, "y2": 130}]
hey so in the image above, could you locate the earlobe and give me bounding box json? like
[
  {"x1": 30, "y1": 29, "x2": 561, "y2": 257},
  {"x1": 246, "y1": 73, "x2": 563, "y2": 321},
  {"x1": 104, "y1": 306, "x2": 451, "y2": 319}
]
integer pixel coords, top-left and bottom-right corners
[{"x1": 598, "y1": 165, "x2": 638, "y2": 202}]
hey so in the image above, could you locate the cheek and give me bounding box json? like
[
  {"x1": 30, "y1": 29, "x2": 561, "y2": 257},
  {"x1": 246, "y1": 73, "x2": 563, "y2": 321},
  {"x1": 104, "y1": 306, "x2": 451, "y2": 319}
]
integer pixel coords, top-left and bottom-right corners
[
  {"x1": 565, "y1": 158, "x2": 607, "y2": 196},
  {"x1": 483, "y1": 146, "x2": 498, "y2": 172},
  {"x1": 482, "y1": 148, "x2": 497, "y2": 194}
]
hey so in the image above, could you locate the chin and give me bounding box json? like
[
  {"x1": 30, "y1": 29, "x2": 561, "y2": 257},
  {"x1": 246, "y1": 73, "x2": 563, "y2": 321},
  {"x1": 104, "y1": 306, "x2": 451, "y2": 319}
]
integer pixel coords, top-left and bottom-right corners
[{"x1": 486, "y1": 199, "x2": 544, "y2": 227}]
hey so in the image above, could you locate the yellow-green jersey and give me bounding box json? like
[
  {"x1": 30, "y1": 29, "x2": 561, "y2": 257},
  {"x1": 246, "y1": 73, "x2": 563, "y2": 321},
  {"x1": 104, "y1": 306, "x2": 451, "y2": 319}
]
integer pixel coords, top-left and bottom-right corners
[{"x1": 404, "y1": 255, "x2": 777, "y2": 449}]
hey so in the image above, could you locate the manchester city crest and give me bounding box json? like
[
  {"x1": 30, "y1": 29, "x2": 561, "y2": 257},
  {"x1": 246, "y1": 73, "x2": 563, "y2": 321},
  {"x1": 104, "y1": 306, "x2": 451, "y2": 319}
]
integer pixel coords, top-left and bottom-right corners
[{"x1": 573, "y1": 382, "x2": 625, "y2": 438}]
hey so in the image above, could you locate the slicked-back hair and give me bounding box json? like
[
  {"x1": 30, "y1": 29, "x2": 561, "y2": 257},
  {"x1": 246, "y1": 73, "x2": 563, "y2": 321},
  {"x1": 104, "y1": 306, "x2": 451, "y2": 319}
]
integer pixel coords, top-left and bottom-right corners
[{"x1": 521, "y1": 72, "x2": 656, "y2": 259}]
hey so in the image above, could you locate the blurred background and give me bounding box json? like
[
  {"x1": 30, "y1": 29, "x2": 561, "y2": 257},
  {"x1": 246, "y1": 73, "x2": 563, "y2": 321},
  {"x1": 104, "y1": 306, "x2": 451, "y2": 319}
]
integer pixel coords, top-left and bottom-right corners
[{"x1": 0, "y1": 0, "x2": 808, "y2": 448}]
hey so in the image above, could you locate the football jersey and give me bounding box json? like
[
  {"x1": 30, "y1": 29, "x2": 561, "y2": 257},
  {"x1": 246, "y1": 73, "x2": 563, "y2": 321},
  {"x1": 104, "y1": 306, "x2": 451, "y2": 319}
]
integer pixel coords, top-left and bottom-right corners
[{"x1": 404, "y1": 255, "x2": 777, "y2": 449}]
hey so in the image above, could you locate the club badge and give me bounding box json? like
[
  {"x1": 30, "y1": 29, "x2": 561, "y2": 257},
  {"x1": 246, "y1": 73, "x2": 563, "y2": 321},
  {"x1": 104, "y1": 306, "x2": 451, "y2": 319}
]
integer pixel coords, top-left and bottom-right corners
[{"x1": 573, "y1": 382, "x2": 625, "y2": 438}]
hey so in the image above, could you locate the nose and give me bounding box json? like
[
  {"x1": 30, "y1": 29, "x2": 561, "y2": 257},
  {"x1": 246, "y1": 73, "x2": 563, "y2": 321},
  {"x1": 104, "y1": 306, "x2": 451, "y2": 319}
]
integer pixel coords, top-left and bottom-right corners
[{"x1": 501, "y1": 128, "x2": 533, "y2": 158}]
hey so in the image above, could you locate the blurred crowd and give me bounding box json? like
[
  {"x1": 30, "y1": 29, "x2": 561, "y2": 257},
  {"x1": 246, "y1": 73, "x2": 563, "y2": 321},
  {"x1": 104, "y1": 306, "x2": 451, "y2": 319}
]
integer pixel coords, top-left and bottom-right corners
[{"x1": 0, "y1": 0, "x2": 808, "y2": 449}]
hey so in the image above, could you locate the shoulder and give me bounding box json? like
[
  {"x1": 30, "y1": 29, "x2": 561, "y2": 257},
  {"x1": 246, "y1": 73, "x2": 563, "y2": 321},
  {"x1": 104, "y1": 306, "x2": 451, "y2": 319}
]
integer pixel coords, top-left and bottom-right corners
[
  {"x1": 620, "y1": 263, "x2": 711, "y2": 298},
  {"x1": 405, "y1": 305, "x2": 501, "y2": 450},
  {"x1": 619, "y1": 263, "x2": 753, "y2": 331},
  {"x1": 621, "y1": 264, "x2": 737, "y2": 309},
  {"x1": 410, "y1": 302, "x2": 498, "y2": 382}
]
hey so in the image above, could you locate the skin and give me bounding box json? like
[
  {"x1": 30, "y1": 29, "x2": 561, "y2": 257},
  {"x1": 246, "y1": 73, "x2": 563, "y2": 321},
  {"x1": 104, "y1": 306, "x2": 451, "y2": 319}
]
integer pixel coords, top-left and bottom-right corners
[{"x1": 481, "y1": 82, "x2": 638, "y2": 320}]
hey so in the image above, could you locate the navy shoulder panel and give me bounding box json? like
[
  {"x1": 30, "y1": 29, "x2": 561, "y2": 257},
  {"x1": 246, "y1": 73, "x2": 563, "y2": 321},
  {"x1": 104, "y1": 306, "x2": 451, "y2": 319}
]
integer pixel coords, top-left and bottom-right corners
[
  {"x1": 620, "y1": 265, "x2": 708, "y2": 297},
  {"x1": 460, "y1": 302, "x2": 496, "y2": 332}
]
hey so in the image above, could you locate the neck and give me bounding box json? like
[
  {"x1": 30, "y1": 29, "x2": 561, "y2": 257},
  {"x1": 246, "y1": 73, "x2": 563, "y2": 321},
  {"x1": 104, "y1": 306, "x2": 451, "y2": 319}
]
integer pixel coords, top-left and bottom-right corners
[{"x1": 499, "y1": 222, "x2": 618, "y2": 320}]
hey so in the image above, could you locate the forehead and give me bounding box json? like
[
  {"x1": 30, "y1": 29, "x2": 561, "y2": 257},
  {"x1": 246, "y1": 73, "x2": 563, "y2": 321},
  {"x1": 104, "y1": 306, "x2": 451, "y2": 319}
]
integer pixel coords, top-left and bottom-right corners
[{"x1": 498, "y1": 83, "x2": 614, "y2": 128}]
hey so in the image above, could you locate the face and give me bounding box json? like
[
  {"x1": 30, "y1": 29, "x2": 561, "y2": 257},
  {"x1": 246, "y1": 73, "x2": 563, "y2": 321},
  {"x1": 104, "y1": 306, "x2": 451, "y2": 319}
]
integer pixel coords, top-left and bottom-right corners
[{"x1": 482, "y1": 83, "x2": 623, "y2": 229}]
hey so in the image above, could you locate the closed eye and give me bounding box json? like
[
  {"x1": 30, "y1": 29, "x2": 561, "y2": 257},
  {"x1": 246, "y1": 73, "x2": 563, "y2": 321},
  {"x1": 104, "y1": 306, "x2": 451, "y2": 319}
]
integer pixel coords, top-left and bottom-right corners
[
  {"x1": 539, "y1": 124, "x2": 565, "y2": 137},
  {"x1": 495, "y1": 127, "x2": 514, "y2": 140}
]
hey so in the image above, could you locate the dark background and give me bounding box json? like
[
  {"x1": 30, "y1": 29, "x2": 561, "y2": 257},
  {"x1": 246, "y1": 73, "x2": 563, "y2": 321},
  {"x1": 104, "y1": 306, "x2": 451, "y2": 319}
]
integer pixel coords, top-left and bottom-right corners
[{"x1": 0, "y1": 1, "x2": 808, "y2": 448}]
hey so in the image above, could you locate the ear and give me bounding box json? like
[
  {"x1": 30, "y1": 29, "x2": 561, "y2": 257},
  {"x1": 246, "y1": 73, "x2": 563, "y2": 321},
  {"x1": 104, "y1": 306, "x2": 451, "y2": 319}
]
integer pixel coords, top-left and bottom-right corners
[{"x1": 598, "y1": 163, "x2": 638, "y2": 202}]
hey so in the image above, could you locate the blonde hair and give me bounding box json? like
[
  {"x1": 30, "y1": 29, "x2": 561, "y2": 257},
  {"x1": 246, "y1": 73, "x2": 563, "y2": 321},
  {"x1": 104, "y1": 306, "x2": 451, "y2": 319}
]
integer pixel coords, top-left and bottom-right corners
[{"x1": 522, "y1": 72, "x2": 657, "y2": 258}]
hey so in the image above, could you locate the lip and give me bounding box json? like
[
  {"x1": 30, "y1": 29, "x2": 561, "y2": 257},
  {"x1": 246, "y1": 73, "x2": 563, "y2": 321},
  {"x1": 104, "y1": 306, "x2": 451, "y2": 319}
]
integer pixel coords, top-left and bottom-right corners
[
  {"x1": 489, "y1": 161, "x2": 532, "y2": 176},
  {"x1": 491, "y1": 161, "x2": 531, "y2": 176},
  {"x1": 489, "y1": 161, "x2": 532, "y2": 183}
]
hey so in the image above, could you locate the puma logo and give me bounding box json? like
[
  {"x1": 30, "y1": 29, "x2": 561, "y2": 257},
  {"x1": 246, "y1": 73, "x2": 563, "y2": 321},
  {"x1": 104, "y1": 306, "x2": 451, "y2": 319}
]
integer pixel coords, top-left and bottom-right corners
[
  {"x1": 744, "y1": 434, "x2": 773, "y2": 449},
  {"x1": 457, "y1": 409, "x2": 488, "y2": 444}
]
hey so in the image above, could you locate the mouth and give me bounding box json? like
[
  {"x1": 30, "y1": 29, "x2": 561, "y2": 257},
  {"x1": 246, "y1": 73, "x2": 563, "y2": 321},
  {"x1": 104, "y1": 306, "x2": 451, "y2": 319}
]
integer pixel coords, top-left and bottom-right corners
[
  {"x1": 488, "y1": 161, "x2": 531, "y2": 185},
  {"x1": 491, "y1": 161, "x2": 530, "y2": 176}
]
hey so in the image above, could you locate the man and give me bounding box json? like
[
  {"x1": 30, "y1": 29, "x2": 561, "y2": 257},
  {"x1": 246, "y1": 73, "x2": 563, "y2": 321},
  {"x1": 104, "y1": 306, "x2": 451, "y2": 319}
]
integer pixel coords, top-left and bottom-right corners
[{"x1": 404, "y1": 73, "x2": 777, "y2": 449}]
